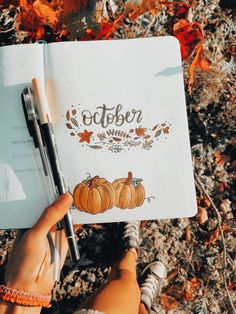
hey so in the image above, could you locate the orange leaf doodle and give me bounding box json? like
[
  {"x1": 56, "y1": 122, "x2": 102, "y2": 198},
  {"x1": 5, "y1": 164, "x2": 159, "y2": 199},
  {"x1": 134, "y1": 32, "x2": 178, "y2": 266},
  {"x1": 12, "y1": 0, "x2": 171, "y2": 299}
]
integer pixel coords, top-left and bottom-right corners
[
  {"x1": 135, "y1": 127, "x2": 146, "y2": 137},
  {"x1": 163, "y1": 126, "x2": 170, "y2": 134},
  {"x1": 78, "y1": 130, "x2": 93, "y2": 143}
]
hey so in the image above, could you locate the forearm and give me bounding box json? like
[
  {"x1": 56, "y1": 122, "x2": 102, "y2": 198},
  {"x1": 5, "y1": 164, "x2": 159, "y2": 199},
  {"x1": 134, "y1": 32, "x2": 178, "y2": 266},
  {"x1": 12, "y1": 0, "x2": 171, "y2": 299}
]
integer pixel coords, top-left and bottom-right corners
[{"x1": 0, "y1": 300, "x2": 42, "y2": 314}]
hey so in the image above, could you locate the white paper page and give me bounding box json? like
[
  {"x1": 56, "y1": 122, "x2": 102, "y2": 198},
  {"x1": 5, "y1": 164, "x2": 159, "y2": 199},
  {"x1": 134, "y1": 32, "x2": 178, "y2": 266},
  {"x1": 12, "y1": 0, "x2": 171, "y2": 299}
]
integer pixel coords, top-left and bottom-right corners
[
  {"x1": 45, "y1": 37, "x2": 197, "y2": 224},
  {"x1": 0, "y1": 44, "x2": 54, "y2": 229}
]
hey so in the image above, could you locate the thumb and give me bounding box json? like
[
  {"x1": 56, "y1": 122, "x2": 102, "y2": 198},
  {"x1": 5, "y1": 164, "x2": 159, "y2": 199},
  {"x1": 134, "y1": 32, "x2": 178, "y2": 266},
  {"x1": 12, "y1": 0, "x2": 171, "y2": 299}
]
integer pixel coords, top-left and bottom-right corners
[{"x1": 33, "y1": 193, "x2": 73, "y2": 236}]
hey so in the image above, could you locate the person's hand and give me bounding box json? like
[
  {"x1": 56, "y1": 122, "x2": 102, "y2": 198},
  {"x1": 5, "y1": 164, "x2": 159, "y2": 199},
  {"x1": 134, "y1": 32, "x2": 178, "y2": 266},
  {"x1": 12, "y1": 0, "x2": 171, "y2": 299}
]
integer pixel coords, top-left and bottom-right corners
[{"x1": 0, "y1": 193, "x2": 80, "y2": 313}]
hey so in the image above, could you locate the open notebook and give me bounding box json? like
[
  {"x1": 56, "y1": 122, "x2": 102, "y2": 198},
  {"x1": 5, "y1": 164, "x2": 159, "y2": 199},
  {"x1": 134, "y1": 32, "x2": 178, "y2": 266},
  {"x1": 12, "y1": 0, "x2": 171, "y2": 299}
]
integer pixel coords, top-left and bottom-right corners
[{"x1": 0, "y1": 37, "x2": 197, "y2": 229}]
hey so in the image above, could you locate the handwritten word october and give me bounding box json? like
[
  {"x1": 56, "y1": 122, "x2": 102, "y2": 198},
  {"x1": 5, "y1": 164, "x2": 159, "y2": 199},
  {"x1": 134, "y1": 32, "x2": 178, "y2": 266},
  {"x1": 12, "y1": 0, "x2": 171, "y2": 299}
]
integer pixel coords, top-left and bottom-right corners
[{"x1": 81, "y1": 104, "x2": 143, "y2": 128}]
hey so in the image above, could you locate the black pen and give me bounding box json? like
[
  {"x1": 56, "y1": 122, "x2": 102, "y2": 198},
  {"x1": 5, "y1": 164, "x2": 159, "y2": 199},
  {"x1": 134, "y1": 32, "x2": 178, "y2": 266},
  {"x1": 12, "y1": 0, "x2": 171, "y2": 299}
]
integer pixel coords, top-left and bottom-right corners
[
  {"x1": 31, "y1": 78, "x2": 80, "y2": 263},
  {"x1": 22, "y1": 86, "x2": 63, "y2": 281}
]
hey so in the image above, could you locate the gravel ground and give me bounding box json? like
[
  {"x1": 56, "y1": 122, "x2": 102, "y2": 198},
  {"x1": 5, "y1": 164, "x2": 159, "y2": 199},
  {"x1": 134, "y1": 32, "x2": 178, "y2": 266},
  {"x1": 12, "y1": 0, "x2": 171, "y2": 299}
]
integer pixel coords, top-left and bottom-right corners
[{"x1": 0, "y1": 1, "x2": 235, "y2": 313}]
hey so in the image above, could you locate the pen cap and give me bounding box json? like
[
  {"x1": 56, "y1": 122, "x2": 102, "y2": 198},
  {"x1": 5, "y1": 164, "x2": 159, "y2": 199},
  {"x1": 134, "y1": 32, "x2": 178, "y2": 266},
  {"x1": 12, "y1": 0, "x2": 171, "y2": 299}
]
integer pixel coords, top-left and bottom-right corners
[{"x1": 32, "y1": 78, "x2": 51, "y2": 124}]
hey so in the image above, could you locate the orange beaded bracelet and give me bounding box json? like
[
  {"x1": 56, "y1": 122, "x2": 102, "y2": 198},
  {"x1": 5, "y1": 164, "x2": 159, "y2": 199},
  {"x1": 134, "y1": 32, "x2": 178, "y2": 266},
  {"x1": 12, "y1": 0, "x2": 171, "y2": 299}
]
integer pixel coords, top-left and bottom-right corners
[{"x1": 0, "y1": 285, "x2": 51, "y2": 308}]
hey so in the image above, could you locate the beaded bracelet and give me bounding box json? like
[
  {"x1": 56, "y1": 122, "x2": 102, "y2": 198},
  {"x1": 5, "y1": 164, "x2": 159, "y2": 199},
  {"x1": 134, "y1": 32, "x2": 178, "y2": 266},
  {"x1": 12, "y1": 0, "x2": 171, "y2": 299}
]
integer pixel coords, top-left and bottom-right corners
[{"x1": 0, "y1": 285, "x2": 51, "y2": 308}]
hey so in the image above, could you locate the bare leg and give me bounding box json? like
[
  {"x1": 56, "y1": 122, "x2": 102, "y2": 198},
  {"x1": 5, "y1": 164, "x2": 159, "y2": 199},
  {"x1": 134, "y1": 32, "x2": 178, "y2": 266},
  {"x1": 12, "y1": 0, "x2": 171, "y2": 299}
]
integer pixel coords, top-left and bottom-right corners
[
  {"x1": 79, "y1": 250, "x2": 140, "y2": 314},
  {"x1": 138, "y1": 303, "x2": 149, "y2": 314}
]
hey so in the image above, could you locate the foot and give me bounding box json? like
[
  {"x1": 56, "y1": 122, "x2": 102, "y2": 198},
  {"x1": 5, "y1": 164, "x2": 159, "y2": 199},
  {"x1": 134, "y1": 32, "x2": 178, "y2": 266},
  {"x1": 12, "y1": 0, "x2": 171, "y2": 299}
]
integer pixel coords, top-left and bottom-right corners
[
  {"x1": 140, "y1": 261, "x2": 167, "y2": 311},
  {"x1": 121, "y1": 220, "x2": 141, "y2": 251}
]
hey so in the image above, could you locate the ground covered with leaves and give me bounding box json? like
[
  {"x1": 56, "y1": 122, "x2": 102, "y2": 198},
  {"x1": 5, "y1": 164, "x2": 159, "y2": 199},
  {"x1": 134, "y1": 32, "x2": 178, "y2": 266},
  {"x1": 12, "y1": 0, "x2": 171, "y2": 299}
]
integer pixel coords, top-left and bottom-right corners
[{"x1": 0, "y1": 0, "x2": 236, "y2": 313}]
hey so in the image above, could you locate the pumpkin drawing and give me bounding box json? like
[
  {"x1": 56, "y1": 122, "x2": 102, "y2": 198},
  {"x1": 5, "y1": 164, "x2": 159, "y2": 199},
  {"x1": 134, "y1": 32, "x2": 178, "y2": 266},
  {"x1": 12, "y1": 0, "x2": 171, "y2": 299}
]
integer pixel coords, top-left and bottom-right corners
[
  {"x1": 112, "y1": 171, "x2": 145, "y2": 209},
  {"x1": 73, "y1": 175, "x2": 116, "y2": 214}
]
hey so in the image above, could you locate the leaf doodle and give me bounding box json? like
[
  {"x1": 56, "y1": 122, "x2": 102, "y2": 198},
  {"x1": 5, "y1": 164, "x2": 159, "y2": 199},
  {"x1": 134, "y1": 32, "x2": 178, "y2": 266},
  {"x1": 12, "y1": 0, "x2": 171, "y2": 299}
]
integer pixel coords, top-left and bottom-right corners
[
  {"x1": 106, "y1": 129, "x2": 130, "y2": 138},
  {"x1": 163, "y1": 127, "x2": 170, "y2": 134},
  {"x1": 155, "y1": 129, "x2": 162, "y2": 138},
  {"x1": 71, "y1": 117, "x2": 79, "y2": 128},
  {"x1": 88, "y1": 145, "x2": 103, "y2": 150},
  {"x1": 66, "y1": 123, "x2": 73, "y2": 129},
  {"x1": 64, "y1": 108, "x2": 171, "y2": 152},
  {"x1": 112, "y1": 137, "x2": 122, "y2": 142},
  {"x1": 66, "y1": 111, "x2": 70, "y2": 121}
]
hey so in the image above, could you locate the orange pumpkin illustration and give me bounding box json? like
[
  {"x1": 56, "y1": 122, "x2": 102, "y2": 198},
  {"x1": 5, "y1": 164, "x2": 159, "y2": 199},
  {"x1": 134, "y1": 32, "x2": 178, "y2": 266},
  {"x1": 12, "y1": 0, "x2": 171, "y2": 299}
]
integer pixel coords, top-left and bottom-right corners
[
  {"x1": 73, "y1": 175, "x2": 116, "y2": 214},
  {"x1": 112, "y1": 171, "x2": 145, "y2": 209}
]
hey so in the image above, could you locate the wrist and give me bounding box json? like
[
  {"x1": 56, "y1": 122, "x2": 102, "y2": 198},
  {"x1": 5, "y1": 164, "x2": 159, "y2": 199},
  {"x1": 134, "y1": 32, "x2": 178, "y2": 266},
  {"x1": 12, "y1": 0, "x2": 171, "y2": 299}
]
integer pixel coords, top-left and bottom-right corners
[{"x1": 0, "y1": 300, "x2": 42, "y2": 314}]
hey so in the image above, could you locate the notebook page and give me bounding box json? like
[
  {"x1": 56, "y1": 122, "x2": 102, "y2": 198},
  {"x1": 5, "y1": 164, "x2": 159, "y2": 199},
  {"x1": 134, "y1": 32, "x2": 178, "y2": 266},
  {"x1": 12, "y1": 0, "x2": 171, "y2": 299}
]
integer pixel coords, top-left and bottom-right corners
[
  {"x1": 0, "y1": 44, "x2": 54, "y2": 229},
  {"x1": 45, "y1": 37, "x2": 197, "y2": 224}
]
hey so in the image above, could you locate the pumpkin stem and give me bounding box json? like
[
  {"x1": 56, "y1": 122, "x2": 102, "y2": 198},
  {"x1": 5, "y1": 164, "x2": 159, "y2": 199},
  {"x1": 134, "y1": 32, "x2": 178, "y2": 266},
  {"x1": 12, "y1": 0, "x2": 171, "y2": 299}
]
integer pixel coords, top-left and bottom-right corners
[
  {"x1": 90, "y1": 175, "x2": 99, "y2": 188},
  {"x1": 125, "y1": 171, "x2": 133, "y2": 185}
]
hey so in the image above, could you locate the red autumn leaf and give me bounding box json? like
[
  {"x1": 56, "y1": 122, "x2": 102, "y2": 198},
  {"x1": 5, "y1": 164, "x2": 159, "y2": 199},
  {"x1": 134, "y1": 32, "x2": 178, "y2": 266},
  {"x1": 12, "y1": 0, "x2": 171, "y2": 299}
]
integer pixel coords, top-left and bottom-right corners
[
  {"x1": 173, "y1": 3, "x2": 190, "y2": 17},
  {"x1": 227, "y1": 281, "x2": 235, "y2": 290},
  {"x1": 173, "y1": 19, "x2": 211, "y2": 94},
  {"x1": 183, "y1": 278, "x2": 200, "y2": 301},
  {"x1": 160, "y1": 294, "x2": 179, "y2": 310},
  {"x1": 173, "y1": 19, "x2": 203, "y2": 60},
  {"x1": 16, "y1": 0, "x2": 89, "y2": 40},
  {"x1": 32, "y1": 0, "x2": 59, "y2": 27},
  {"x1": 62, "y1": 0, "x2": 88, "y2": 16},
  {"x1": 81, "y1": 19, "x2": 113, "y2": 41},
  {"x1": 197, "y1": 54, "x2": 211, "y2": 70},
  {"x1": 17, "y1": 0, "x2": 60, "y2": 39},
  {"x1": 96, "y1": 19, "x2": 113, "y2": 40}
]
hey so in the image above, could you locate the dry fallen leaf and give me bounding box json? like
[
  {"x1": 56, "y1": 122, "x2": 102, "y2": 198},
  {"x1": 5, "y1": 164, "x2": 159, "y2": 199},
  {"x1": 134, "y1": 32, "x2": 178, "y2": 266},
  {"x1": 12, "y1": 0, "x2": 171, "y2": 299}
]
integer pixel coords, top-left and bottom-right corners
[
  {"x1": 214, "y1": 151, "x2": 225, "y2": 165},
  {"x1": 220, "y1": 199, "x2": 232, "y2": 214},
  {"x1": 186, "y1": 225, "x2": 192, "y2": 241},
  {"x1": 196, "y1": 206, "x2": 208, "y2": 225},
  {"x1": 203, "y1": 195, "x2": 212, "y2": 209},
  {"x1": 205, "y1": 227, "x2": 220, "y2": 246},
  {"x1": 160, "y1": 294, "x2": 179, "y2": 311},
  {"x1": 124, "y1": 0, "x2": 162, "y2": 19}
]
